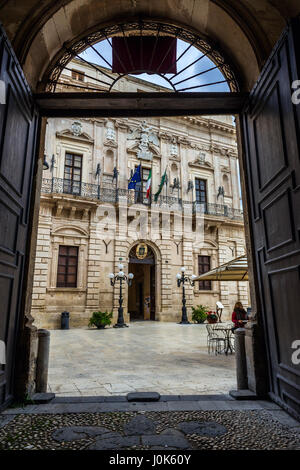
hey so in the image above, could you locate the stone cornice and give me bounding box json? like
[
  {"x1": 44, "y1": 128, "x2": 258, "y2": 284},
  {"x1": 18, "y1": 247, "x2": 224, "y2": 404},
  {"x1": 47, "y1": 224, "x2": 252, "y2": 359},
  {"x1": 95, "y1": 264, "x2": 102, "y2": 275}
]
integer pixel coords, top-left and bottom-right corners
[
  {"x1": 182, "y1": 116, "x2": 236, "y2": 135},
  {"x1": 188, "y1": 160, "x2": 214, "y2": 171}
]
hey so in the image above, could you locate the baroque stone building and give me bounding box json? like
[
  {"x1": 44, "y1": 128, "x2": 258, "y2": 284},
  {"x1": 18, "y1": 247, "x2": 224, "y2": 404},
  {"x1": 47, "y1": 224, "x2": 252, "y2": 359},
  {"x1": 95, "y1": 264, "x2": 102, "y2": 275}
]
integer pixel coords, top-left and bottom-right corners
[{"x1": 32, "y1": 59, "x2": 248, "y2": 328}]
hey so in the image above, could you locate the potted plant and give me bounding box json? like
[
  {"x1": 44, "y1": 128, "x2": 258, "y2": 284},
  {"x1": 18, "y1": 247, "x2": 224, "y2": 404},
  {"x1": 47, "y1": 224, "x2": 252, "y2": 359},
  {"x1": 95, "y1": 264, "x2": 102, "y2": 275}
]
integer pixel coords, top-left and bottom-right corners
[
  {"x1": 88, "y1": 311, "x2": 113, "y2": 329},
  {"x1": 207, "y1": 311, "x2": 218, "y2": 324},
  {"x1": 191, "y1": 305, "x2": 208, "y2": 324}
]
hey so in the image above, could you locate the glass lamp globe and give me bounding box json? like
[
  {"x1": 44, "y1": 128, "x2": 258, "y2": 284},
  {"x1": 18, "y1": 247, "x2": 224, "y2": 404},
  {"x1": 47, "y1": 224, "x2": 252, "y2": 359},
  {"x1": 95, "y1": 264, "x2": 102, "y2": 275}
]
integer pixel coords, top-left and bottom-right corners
[
  {"x1": 181, "y1": 267, "x2": 186, "y2": 272},
  {"x1": 118, "y1": 271, "x2": 125, "y2": 277},
  {"x1": 191, "y1": 275, "x2": 197, "y2": 280},
  {"x1": 176, "y1": 273, "x2": 181, "y2": 280},
  {"x1": 108, "y1": 273, "x2": 115, "y2": 279},
  {"x1": 128, "y1": 273, "x2": 134, "y2": 280},
  {"x1": 118, "y1": 263, "x2": 124, "y2": 270}
]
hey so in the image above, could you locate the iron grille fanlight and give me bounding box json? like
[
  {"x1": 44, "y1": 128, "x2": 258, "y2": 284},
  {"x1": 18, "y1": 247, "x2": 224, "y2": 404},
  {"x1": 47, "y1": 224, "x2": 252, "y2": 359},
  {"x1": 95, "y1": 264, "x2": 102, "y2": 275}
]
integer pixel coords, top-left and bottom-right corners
[{"x1": 45, "y1": 20, "x2": 239, "y2": 93}]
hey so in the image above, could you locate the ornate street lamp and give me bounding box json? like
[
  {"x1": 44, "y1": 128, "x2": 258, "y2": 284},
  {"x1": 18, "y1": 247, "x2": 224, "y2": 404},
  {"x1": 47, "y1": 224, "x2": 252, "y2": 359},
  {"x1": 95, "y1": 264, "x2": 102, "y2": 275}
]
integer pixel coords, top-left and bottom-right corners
[
  {"x1": 176, "y1": 267, "x2": 197, "y2": 324},
  {"x1": 109, "y1": 264, "x2": 134, "y2": 328}
]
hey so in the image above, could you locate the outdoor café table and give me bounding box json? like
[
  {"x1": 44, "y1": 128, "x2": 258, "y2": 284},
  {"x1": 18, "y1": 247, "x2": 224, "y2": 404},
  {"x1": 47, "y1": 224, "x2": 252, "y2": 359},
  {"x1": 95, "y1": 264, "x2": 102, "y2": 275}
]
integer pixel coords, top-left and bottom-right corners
[{"x1": 213, "y1": 324, "x2": 235, "y2": 355}]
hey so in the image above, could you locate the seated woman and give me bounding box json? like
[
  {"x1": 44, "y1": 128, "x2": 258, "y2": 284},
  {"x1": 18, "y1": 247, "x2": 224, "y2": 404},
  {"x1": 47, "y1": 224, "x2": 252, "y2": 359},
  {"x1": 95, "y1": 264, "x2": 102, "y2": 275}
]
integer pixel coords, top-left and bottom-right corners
[{"x1": 232, "y1": 302, "x2": 248, "y2": 331}]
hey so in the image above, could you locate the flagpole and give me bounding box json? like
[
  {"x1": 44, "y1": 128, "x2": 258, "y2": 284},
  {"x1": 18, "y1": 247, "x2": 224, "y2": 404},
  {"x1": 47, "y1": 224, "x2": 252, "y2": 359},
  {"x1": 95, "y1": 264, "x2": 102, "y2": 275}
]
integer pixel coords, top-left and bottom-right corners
[{"x1": 165, "y1": 166, "x2": 169, "y2": 202}]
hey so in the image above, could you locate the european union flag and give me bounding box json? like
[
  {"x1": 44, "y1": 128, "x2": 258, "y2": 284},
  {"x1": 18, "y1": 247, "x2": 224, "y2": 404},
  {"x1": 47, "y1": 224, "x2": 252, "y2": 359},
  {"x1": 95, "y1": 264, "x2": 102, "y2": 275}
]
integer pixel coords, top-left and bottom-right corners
[{"x1": 128, "y1": 164, "x2": 142, "y2": 189}]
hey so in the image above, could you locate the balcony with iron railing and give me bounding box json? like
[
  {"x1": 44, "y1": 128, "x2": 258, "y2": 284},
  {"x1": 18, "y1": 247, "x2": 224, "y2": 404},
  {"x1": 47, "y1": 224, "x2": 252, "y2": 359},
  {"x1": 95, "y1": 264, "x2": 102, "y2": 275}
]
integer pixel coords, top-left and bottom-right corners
[{"x1": 41, "y1": 177, "x2": 244, "y2": 221}]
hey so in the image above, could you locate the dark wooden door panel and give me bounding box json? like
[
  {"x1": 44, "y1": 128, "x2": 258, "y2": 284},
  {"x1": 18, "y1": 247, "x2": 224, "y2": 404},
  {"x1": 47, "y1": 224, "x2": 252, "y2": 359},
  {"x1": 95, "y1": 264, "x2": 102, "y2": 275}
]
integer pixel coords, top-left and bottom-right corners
[
  {"x1": 243, "y1": 19, "x2": 300, "y2": 418},
  {"x1": 0, "y1": 25, "x2": 39, "y2": 409}
]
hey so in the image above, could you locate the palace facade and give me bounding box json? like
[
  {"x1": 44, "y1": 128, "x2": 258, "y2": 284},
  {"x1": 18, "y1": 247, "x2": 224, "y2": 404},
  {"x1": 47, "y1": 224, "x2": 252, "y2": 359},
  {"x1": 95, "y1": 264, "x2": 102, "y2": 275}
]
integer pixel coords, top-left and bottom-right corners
[{"x1": 31, "y1": 59, "x2": 248, "y2": 328}]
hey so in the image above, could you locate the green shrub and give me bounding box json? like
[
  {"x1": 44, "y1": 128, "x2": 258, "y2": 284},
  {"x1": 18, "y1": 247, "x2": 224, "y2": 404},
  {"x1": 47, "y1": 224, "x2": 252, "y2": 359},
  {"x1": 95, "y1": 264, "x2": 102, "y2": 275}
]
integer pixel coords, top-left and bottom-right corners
[
  {"x1": 88, "y1": 311, "x2": 113, "y2": 329},
  {"x1": 191, "y1": 305, "x2": 209, "y2": 323}
]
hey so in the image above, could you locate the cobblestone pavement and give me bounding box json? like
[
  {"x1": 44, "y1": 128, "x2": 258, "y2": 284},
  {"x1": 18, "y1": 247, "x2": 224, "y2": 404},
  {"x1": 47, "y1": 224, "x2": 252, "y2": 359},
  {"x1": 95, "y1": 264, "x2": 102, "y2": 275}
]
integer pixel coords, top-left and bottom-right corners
[
  {"x1": 0, "y1": 409, "x2": 299, "y2": 450},
  {"x1": 48, "y1": 322, "x2": 236, "y2": 396}
]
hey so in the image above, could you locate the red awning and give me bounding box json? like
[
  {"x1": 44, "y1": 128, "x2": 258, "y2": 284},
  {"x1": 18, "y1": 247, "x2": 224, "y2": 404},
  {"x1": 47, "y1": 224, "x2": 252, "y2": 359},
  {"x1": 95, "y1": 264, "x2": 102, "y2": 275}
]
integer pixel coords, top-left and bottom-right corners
[{"x1": 112, "y1": 36, "x2": 177, "y2": 74}]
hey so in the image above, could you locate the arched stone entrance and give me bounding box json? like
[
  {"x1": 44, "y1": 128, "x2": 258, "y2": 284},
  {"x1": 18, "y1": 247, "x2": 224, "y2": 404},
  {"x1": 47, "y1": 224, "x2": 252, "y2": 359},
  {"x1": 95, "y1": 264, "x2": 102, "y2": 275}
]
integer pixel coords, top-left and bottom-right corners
[
  {"x1": 0, "y1": 2, "x2": 300, "y2": 419},
  {"x1": 128, "y1": 243, "x2": 156, "y2": 321}
]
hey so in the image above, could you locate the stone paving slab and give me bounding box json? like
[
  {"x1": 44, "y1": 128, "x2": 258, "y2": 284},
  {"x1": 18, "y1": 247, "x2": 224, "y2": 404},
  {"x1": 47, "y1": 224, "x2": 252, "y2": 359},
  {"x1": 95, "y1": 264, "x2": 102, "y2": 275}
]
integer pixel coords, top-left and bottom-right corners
[
  {"x1": 265, "y1": 410, "x2": 300, "y2": 428},
  {"x1": 52, "y1": 393, "x2": 233, "y2": 403},
  {"x1": 1, "y1": 399, "x2": 281, "y2": 415},
  {"x1": 52, "y1": 426, "x2": 112, "y2": 441},
  {"x1": 124, "y1": 415, "x2": 157, "y2": 435}
]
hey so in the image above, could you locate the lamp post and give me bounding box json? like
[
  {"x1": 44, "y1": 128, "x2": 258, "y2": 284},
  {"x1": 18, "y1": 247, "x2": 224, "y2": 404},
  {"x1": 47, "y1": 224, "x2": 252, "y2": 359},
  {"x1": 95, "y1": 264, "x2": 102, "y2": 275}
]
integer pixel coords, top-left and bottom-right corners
[
  {"x1": 176, "y1": 267, "x2": 197, "y2": 324},
  {"x1": 109, "y1": 264, "x2": 134, "y2": 328}
]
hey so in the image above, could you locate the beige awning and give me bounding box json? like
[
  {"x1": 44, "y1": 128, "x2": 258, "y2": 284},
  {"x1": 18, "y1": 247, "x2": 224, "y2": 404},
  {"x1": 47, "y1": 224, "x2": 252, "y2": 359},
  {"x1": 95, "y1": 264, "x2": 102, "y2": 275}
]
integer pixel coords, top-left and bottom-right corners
[{"x1": 195, "y1": 255, "x2": 249, "y2": 281}]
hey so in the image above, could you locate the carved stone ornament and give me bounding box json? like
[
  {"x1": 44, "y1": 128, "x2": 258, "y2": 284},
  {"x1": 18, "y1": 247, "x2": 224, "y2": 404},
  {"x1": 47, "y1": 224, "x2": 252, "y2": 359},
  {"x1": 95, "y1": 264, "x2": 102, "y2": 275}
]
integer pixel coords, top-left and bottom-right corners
[
  {"x1": 127, "y1": 120, "x2": 159, "y2": 161},
  {"x1": 136, "y1": 242, "x2": 148, "y2": 260},
  {"x1": 170, "y1": 137, "x2": 178, "y2": 156},
  {"x1": 106, "y1": 121, "x2": 116, "y2": 142},
  {"x1": 71, "y1": 121, "x2": 82, "y2": 136}
]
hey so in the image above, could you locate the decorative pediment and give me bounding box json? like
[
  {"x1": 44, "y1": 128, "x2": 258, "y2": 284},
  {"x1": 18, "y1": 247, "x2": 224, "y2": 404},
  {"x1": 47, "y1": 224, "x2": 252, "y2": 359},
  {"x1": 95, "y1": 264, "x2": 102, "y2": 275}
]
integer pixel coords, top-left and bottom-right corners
[
  {"x1": 52, "y1": 225, "x2": 89, "y2": 237},
  {"x1": 56, "y1": 129, "x2": 94, "y2": 144},
  {"x1": 169, "y1": 154, "x2": 180, "y2": 162},
  {"x1": 220, "y1": 165, "x2": 231, "y2": 173},
  {"x1": 188, "y1": 158, "x2": 213, "y2": 170},
  {"x1": 127, "y1": 142, "x2": 161, "y2": 160},
  {"x1": 104, "y1": 139, "x2": 118, "y2": 148}
]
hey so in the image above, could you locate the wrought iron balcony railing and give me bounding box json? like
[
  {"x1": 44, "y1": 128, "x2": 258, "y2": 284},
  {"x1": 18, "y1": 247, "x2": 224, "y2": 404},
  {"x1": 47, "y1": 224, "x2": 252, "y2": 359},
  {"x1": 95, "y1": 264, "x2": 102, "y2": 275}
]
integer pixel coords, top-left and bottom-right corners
[
  {"x1": 193, "y1": 202, "x2": 244, "y2": 220},
  {"x1": 41, "y1": 178, "x2": 243, "y2": 220}
]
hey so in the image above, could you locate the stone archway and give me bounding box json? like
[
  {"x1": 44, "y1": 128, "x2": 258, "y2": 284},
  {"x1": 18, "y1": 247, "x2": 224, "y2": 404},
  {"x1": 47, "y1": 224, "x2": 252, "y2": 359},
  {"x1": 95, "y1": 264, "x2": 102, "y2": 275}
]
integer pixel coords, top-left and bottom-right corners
[
  {"x1": 1, "y1": 0, "x2": 296, "y2": 92},
  {"x1": 0, "y1": 2, "x2": 300, "y2": 417}
]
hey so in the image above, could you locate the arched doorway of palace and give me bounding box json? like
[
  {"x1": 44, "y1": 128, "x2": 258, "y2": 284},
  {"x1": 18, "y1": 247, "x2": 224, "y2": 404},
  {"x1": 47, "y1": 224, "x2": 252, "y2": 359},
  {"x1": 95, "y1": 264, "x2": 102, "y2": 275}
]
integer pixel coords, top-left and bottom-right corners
[{"x1": 128, "y1": 243, "x2": 156, "y2": 321}]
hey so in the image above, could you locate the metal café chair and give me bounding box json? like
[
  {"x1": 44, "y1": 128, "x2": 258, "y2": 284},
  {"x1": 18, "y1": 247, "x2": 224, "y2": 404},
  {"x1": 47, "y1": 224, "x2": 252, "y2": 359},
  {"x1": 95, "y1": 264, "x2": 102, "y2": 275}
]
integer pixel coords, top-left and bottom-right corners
[{"x1": 206, "y1": 324, "x2": 226, "y2": 355}]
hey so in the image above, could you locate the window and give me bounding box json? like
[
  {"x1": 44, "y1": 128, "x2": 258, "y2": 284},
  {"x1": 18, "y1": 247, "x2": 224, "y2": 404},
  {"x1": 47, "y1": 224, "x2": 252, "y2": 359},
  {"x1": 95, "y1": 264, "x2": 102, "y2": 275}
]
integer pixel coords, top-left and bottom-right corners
[
  {"x1": 195, "y1": 178, "x2": 207, "y2": 205},
  {"x1": 198, "y1": 255, "x2": 211, "y2": 290},
  {"x1": 63, "y1": 153, "x2": 82, "y2": 195},
  {"x1": 72, "y1": 69, "x2": 85, "y2": 82},
  {"x1": 57, "y1": 246, "x2": 78, "y2": 288}
]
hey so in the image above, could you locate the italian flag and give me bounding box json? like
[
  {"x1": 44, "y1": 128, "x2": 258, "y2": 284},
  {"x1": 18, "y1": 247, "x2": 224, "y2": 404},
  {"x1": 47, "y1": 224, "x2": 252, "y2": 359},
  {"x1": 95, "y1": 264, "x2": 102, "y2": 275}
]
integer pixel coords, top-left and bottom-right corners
[{"x1": 146, "y1": 170, "x2": 152, "y2": 199}]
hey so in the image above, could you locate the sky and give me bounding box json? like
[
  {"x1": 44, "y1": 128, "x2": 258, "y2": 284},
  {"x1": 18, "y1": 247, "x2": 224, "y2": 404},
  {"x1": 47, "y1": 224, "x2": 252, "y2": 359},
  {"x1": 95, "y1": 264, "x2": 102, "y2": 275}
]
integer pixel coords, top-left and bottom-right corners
[{"x1": 79, "y1": 38, "x2": 230, "y2": 92}]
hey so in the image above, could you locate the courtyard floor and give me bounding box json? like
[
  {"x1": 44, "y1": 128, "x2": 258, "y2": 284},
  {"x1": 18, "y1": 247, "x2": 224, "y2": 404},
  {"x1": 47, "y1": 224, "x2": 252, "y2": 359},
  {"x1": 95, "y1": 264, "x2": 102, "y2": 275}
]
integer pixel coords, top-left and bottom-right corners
[{"x1": 48, "y1": 321, "x2": 236, "y2": 397}]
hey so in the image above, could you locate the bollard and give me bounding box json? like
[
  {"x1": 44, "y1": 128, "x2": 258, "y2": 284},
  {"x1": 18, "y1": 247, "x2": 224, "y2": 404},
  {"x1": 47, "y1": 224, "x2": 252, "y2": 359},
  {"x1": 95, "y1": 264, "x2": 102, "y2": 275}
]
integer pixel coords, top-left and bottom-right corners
[
  {"x1": 234, "y1": 328, "x2": 248, "y2": 390},
  {"x1": 36, "y1": 329, "x2": 50, "y2": 393}
]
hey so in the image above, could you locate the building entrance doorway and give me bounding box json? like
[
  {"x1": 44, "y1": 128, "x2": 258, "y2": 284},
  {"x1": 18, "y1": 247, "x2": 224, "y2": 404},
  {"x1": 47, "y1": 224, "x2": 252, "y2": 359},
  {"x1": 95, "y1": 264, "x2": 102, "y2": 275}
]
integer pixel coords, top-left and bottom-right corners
[{"x1": 128, "y1": 244, "x2": 156, "y2": 321}]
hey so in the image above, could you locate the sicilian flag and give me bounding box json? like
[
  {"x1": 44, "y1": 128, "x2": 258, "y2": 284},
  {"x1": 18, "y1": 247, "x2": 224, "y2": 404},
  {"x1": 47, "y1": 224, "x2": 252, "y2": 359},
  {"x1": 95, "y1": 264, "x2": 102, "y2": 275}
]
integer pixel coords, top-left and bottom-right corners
[
  {"x1": 154, "y1": 168, "x2": 167, "y2": 202},
  {"x1": 146, "y1": 170, "x2": 152, "y2": 199}
]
